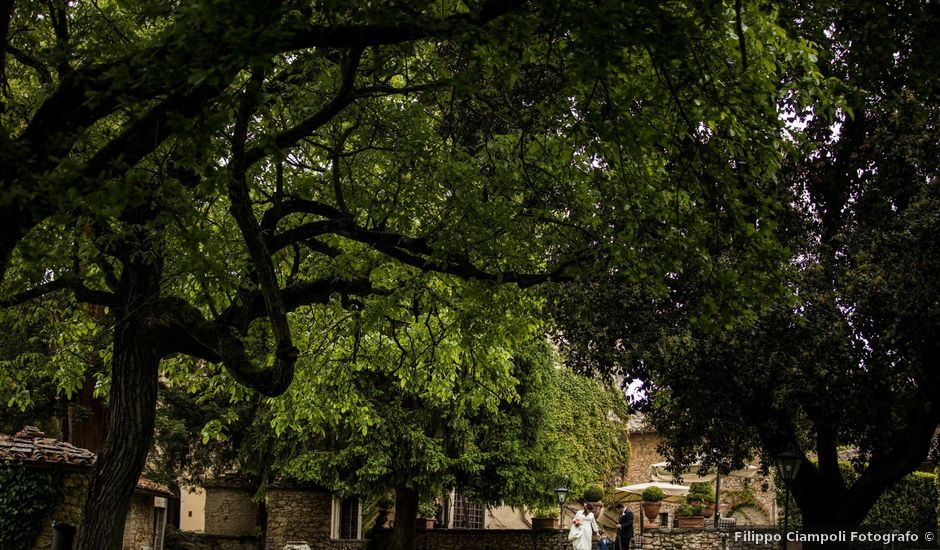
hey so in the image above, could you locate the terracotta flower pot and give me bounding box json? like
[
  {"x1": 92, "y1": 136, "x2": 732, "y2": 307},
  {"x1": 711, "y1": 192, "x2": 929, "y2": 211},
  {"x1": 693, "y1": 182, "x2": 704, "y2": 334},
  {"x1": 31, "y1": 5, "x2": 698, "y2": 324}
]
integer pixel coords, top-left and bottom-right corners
[
  {"x1": 677, "y1": 515, "x2": 705, "y2": 528},
  {"x1": 641, "y1": 501, "x2": 662, "y2": 523},
  {"x1": 702, "y1": 503, "x2": 715, "y2": 519}
]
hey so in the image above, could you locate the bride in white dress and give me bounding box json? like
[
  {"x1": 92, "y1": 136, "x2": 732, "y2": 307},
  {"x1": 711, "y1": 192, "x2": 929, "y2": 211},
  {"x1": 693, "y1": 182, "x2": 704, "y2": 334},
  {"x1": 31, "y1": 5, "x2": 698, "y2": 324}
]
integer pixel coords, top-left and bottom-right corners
[{"x1": 568, "y1": 502, "x2": 600, "y2": 550}]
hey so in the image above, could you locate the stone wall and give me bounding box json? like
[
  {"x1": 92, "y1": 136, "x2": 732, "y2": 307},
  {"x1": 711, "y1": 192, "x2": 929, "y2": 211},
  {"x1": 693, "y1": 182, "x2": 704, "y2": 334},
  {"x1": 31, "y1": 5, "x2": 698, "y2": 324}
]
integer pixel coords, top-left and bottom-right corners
[
  {"x1": 720, "y1": 472, "x2": 776, "y2": 524},
  {"x1": 265, "y1": 487, "x2": 334, "y2": 550},
  {"x1": 205, "y1": 485, "x2": 258, "y2": 536},
  {"x1": 122, "y1": 493, "x2": 155, "y2": 550},
  {"x1": 32, "y1": 470, "x2": 89, "y2": 550},
  {"x1": 626, "y1": 432, "x2": 664, "y2": 485},
  {"x1": 328, "y1": 541, "x2": 366, "y2": 550},
  {"x1": 642, "y1": 527, "x2": 784, "y2": 550},
  {"x1": 370, "y1": 528, "x2": 574, "y2": 550}
]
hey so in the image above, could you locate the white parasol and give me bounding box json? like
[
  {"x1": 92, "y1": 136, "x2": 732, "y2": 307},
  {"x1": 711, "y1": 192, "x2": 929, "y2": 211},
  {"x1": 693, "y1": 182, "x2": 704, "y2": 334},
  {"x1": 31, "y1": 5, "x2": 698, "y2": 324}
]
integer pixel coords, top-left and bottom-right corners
[{"x1": 612, "y1": 481, "x2": 690, "y2": 504}]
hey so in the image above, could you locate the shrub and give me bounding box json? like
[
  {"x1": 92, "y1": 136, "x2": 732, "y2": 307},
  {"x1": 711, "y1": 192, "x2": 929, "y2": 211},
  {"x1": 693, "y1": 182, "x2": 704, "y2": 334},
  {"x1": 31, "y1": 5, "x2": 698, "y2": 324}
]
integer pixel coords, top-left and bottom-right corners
[
  {"x1": 722, "y1": 488, "x2": 757, "y2": 515},
  {"x1": 531, "y1": 503, "x2": 558, "y2": 517},
  {"x1": 162, "y1": 524, "x2": 196, "y2": 550},
  {"x1": 418, "y1": 500, "x2": 438, "y2": 518},
  {"x1": 688, "y1": 481, "x2": 715, "y2": 503},
  {"x1": 676, "y1": 503, "x2": 703, "y2": 517},
  {"x1": 864, "y1": 471, "x2": 938, "y2": 533},
  {"x1": 776, "y1": 462, "x2": 939, "y2": 532},
  {"x1": 641, "y1": 486, "x2": 665, "y2": 502},
  {"x1": 0, "y1": 462, "x2": 64, "y2": 550},
  {"x1": 582, "y1": 485, "x2": 605, "y2": 503}
]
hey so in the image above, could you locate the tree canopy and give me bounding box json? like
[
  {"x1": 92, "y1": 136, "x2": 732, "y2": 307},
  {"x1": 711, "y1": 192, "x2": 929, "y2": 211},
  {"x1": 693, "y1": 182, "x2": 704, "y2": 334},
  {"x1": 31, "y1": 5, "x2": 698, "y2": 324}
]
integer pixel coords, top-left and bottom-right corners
[
  {"x1": 550, "y1": 0, "x2": 940, "y2": 535},
  {"x1": 1, "y1": 1, "x2": 827, "y2": 549}
]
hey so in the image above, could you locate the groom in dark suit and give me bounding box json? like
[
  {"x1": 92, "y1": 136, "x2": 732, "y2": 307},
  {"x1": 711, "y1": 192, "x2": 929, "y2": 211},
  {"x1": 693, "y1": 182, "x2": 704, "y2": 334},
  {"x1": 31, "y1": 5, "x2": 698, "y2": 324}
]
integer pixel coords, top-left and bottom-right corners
[{"x1": 614, "y1": 503, "x2": 634, "y2": 550}]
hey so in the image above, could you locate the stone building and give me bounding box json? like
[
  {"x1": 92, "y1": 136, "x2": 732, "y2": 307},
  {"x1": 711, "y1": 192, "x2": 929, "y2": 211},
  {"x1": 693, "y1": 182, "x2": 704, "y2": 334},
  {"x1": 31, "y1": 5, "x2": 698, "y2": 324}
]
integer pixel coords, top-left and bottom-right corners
[
  {"x1": 0, "y1": 425, "x2": 96, "y2": 550},
  {"x1": 196, "y1": 477, "x2": 366, "y2": 549},
  {"x1": 624, "y1": 415, "x2": 776, "y2": 529},
  {"x1": 264, "y1": 481, "x2": 360, "y2": 550},
  {"x1": 0, "y1": 426, "x2": 173, "y2": 550},
  {"x1": 204, "y1": 474, "x2": 259, "y2": 536},
  {"x1": 123, "y1": 477, "x2": 174, "y2": 550}
]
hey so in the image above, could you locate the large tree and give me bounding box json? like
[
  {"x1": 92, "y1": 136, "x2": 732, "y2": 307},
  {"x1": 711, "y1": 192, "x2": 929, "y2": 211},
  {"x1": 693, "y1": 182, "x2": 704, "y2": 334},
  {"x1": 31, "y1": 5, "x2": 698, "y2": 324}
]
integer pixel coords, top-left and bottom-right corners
[
  {"x1": 550, "y1": 0, "x2": 940, "y2": 538},
  {"x1": 1, "y1": 1, "x2": 822, "y2": 549},
  {"x1": 202, "y1": 332, "x2": 630, "y2": 550}
]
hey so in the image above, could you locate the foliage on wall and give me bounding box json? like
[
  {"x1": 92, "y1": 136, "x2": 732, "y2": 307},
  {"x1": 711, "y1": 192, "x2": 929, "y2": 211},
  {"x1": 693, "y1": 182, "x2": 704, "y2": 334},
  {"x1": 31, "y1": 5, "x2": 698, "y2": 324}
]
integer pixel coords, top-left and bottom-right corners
[{"x1": 0, "y1": 462, "x2": 64, "y2": 550}]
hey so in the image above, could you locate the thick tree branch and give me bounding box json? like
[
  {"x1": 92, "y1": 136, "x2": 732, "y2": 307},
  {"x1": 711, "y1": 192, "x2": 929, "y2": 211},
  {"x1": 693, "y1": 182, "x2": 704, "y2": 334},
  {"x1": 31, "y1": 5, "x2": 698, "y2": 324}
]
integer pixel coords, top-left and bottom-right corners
[
  {"x1": 243, "y1": 49, "x2": 363, "y2": 167},
  {"x1": 269, "y1": 214, "x2": 580, "y2": 287},
  {"x1": 0, "y1": 273, "x2": 115, "y2": 308},
  {"x1": 260, "y1": 198, "x2": 345, "y2": 233},
  {"x1": 5, "y1": 45, "x2": 54, "y2": 85},
  {"x1": 159, "y1": 277, "x2": 377, "y2": 396},
  {"x1": 228, "y1": 67, "x2": 298, "y2": 382},
  {"x1": 79, "y1": 79, "x2": 229, "y2": 188},
  {"x1": 47, "y1": 0, "x2": 70, "y2": 78}
]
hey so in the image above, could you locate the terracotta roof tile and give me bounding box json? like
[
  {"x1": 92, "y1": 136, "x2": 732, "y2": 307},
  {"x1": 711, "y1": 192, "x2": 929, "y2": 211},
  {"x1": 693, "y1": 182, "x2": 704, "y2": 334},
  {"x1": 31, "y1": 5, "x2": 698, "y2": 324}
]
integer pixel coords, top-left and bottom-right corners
[
  {"x1": 136, "y1": 477, "x2": 174, "y2": 497},
  {"x1": 0, "y1": 426, "x2": 96, "y2": 468}
]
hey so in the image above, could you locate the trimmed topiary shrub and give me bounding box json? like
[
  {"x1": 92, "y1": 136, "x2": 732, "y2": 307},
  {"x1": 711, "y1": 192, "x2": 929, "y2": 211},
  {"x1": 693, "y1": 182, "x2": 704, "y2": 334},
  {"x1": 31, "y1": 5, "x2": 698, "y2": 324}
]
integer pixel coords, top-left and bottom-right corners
[
  {"x1": 641, "y1": 486, "x2": 665, "y2": 502},
  {"x1": 582, "y1": 484, "x2": 605, "y2": 503},
  {"x1": 0, "y1": 462, "x2": 64, "y2": 550}
]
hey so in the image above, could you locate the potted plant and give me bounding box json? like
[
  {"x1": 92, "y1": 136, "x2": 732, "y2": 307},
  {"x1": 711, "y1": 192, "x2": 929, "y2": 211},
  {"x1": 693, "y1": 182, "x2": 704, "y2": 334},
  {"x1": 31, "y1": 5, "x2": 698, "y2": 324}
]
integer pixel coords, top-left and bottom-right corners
[
  {"x1": 582, "y1": 485, "x2": 605, "y2": 505},
  {"x1": 529, "y1": 504, "x2": 560, "y2": 530},
  {"x1": 676, "y1": 503, "x2": 705, "y2": 528},
  {"x1": 640, "y1": 486, "x2": 665, "y2": 523},
  {"x1": 374, "y1": 495, "x2": 394, "y2": 529},
  {"x1": 688, "y1": 482, "x2": 716, "y2": 518},
  {"x1": 416, "y1": 500, "x2": 437, "y2": 529}
]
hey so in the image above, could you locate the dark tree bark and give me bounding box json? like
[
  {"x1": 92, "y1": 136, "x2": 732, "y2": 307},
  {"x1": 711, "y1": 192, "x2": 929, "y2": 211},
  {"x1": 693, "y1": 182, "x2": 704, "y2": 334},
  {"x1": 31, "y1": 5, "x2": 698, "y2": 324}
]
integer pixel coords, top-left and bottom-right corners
[
  {"x1": 391, "y1": 486, "x2": 419, "y2": 550},
  {"x1": 75, "y1": 245, "x2": 164, "y2": 550}
]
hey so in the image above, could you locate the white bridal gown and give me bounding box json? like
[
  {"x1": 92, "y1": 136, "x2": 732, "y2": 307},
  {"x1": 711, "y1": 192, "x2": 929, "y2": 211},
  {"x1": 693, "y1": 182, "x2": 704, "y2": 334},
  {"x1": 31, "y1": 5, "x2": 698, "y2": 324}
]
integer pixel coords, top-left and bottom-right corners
[{"x1": 569, "y1": 510, "x2": 599, "y2": 550}]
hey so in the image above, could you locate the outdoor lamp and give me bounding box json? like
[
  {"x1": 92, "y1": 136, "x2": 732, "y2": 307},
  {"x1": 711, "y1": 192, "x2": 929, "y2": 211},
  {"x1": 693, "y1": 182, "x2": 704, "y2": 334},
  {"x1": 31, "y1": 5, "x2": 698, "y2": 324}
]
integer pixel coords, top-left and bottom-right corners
[
  {"x1": 775, "y1": 450, "x2": 802, "y2": 482},
  {"x1": 555, "y1": 485, "x2": 568, "y2": 550},
  {"x1": 775, "y1": 449, "x2": 802, "y2": 549}
]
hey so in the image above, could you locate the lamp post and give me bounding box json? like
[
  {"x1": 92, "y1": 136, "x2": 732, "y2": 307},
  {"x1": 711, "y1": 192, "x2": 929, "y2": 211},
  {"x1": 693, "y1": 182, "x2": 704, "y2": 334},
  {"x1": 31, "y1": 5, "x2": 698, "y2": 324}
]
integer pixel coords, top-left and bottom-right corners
[
  {"x1": 555, "y1": 485, "x2": 569, "y2": 550},
  {"x1": 775, "y1": 450, "x2": 802, "y2": 549}
]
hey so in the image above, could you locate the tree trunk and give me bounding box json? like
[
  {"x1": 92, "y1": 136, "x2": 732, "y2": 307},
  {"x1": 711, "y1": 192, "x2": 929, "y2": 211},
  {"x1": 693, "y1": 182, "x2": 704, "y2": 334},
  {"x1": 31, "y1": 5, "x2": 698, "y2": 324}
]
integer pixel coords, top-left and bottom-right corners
[
  {"x1": 792, "y1": 467, "x2": 904, "y2": 549},
  {"x1": 390, "y1": 486, "x2": 419, "y2": 550},
  {"x1": 75, "y1": 255, "x2": 163, "y2": 550}
]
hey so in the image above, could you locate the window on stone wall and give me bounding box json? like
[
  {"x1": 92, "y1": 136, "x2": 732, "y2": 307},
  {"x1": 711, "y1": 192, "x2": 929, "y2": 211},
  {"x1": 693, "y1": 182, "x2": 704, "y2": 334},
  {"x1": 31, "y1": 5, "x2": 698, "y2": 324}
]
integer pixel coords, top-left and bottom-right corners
[
  {"x1": 332, "y1": 496, "x2": 361, "y2": 539},
  {"x1": 451, "y1": 491, "x2": 483, "y2": 529}
]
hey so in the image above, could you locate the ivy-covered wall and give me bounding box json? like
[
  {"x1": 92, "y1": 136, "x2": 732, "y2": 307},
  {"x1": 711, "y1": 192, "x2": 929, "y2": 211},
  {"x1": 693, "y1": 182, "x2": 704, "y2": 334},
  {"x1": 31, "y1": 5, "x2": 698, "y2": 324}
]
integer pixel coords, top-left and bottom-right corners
[{"x1": 0, "y1": 461, "x2": 64, "y2": 550}]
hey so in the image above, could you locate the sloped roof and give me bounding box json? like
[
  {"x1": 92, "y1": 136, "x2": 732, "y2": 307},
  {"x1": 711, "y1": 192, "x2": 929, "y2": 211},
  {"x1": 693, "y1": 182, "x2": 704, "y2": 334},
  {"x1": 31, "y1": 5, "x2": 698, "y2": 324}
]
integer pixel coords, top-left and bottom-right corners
[
  {"x1": 0, "y1": 426, "x2": 96, "y2": 468},
  {"x1": 136, "y1": 477, "x2": 174, "y2": 497}
]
